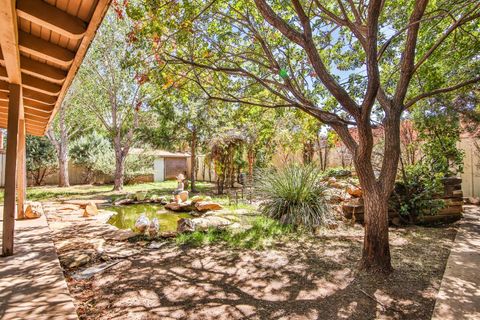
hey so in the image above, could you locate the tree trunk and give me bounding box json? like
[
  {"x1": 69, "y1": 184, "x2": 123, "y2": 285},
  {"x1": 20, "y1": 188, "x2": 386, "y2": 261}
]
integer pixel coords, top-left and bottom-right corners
[
  {"x1": 190, "y1": 129, "x2": 197, "y2": 192},
  {"x1": 303, "y1": 140, "x2": 314, "y2": 164},
  {"x1": 359, "y1": 186, "x2": 392, "y2": 273},
  {"x1": 47, "y1": 106, "x2": 70, "y2": 187},
  {"x1": 113, "y1": 154, "x2": 125, "y2": 191},
  {"x1": 58, "y1": 108, "x2": 70, "y2": 187},
  {"x1": 58, "y1": 144, "x2": 70, "y2": 187},
  {"x1": 113, "y1": 138, "x2": 126, "y2": 191},
  {"x1": 247, "y1": 147, "x2": 255, "y2": 181}
]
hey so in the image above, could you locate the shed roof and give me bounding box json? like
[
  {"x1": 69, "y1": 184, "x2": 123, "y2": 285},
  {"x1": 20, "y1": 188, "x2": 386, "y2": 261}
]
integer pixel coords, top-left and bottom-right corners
[
  {"x1": 0, "y1": 0, "x2": 111, "y2": 136},
  {"x1": 130, "y1": 148, "x2": 191, "y2": 158}
]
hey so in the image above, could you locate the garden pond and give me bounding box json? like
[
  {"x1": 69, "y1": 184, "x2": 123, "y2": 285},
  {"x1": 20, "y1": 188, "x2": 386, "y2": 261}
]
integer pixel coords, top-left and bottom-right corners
[{"x1": 106, "y1": 203, "x2": 192, "y2": 232}]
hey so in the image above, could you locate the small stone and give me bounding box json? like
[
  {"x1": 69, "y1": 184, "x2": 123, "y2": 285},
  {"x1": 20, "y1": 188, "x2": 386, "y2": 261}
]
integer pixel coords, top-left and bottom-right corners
[
  {"x1": 65, "y1": 253, "x2": 91, "y2": 269},
  {"x1": 25, "y1": 203, "x2": 42, "y2": 219},
  {"x1": 148, "y1": 241, "x2": 167, "y2": 249},
  {"x1": 135, "y1": 215, "x2": 150, "y2": 233},
  {"x1": 346, "y1": 185, "x2": 362, "y2": 198},
  {"x1": 468, "y1": 197, "x2": 480, "y2": 205},
  {"x1": 83, "y1": 203, "x2": 98, "y2": 217},
  {"x1": 178, "y1": 191, "x2": 189, "y2": 202}
]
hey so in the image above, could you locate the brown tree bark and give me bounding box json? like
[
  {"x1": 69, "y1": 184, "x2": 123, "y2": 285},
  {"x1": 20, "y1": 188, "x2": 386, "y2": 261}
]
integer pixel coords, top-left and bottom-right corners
[
  {"x1": 47, "y1": 106, "x2": 70, "y2": 187},
  {"x1": 190, "y1": 129, "x2": 197, "y2": 192},
  {"x1": 113, "y1": 135, "x2": 128, "y2": 191},
  {"x1": 58, "y1": 145, "x2": 70, "y2": 187}
]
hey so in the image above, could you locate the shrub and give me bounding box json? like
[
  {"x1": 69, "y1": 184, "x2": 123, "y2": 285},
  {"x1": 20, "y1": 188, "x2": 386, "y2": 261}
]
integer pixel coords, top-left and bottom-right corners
[
  {"x1": 257, "y1": 164, "x2": 332, "y2": 229},
  {"x1": 391, "y1": 163, "x2": 445, "y2": 224},
  {"x1": 26, "y1": 136, "x2": 58, "y2": 185}
]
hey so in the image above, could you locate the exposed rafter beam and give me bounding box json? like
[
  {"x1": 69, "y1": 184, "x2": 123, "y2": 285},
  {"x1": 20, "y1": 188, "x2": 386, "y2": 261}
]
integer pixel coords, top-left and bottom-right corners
[
  {"x1": 44, "y1": 0, "x2": 112, "y2": 135},
  {"x1": 22, "y1": 74, "x2": 61, "y2": 95},
  {"x1": 18, "y1": 31, "x2": 75, "y2": 68},
  {"x1": 0, "y1": 111, "x2": 46, "y2": 125},
  {"x1": 0, "y1": 67, "x2": 61, "y2": 95},
  {"x1": 0, "y1": 51, "x2": 67, "y2": 84},
  {"x1": 22, "y1": 88, "x2": 57, "y2": 105},
  {"x1": 0, "y1": 101, "x2": 52, "y2": 116},
  {"x1": 0, "y1": 92, "x2": 55, "y2": 113},
  {"x1": 16, "y1": 0, "x2": 87, "y2": 40},
  {"x1": 0, "y1": 0, "x2": 22, "y2": 84},
  {"x1": 0, "y1": 119, "x2": 45, "y2": 131},
  {"x1": 23, "y1": 99, "x2": 55, "y2": 112}
]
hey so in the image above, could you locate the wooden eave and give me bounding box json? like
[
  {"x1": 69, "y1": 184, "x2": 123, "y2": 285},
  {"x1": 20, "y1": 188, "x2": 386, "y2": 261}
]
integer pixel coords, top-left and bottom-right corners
[{"x1": 0, "y1": 0, "x2": 111, "y2": 136}]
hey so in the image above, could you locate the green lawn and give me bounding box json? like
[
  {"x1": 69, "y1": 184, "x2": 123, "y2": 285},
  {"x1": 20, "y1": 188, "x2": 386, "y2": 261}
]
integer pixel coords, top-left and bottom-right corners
[
  {"x1": 0, "y1": 181, "x2": 215, "y2": 202},
  {"x1": 0, "y1": 181, "x2": 256, "y2": 212}
]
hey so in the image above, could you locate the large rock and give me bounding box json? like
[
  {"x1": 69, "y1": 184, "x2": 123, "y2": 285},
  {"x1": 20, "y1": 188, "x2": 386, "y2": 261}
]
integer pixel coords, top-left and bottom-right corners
[
  {"x1": 194, "y1": 201, "x2": 223, "y2": 212},
  {"x1": 63, "y1": 199, "x2": 108, "y2": 208},
  {"x1": 165, "y1": 202, "x2": 196, "y2": 212},
  {"x1": 177, "y1": 216, "x2": 232, "y2": 233},
  {"x1": 190, "y1": 196, "x2": 204, "y2": 204}
]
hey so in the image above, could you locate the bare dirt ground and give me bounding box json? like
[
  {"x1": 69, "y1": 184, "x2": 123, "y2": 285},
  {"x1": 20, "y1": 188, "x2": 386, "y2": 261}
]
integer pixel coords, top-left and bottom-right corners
[{"x1": 45, "y1": 202, "x2": 458, "y2": 320}]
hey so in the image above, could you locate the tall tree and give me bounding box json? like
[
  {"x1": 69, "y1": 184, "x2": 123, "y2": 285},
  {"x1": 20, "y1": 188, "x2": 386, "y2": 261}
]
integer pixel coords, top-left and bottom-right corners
[
  {"x1": 75, "y1": 11, "x2": 145, "y2": 190},
  {"x1": 46, "y1": 86, "x2": 90, "y2": 187},
  {"x1": 126, "y1": 0, "x2": 480, "y2": 272},
  {"x1": 138, "y1": 88, "x2": 214, "y2": 192}
]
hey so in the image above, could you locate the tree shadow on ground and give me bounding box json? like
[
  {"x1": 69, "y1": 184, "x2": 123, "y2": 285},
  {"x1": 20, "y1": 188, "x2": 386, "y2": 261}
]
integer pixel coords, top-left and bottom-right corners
[{"x1": 58, "y1": 219, "x2": 457, "y2": 320}]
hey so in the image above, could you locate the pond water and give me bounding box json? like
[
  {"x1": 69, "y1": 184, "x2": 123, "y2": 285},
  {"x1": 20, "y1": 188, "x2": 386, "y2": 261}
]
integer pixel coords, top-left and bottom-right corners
[{"x1": 106, "y1": 204, "x2": 192, "y2": 232}]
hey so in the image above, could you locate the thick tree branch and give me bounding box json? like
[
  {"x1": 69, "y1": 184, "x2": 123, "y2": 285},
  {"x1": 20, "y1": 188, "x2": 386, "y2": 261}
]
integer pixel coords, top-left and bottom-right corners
[
  {"x1": 404, "y1": 75, "x2": 480, "y2": 109},
  {"x1": 393, "y1": 0, "x2": 429, "y2": 107}
]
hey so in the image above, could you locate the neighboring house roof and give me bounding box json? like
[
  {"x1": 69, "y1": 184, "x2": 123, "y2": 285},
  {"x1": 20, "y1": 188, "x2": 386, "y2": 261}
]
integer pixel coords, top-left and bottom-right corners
[{"x1": 130, "y1": 148, "x2": 190, "y2": 158}]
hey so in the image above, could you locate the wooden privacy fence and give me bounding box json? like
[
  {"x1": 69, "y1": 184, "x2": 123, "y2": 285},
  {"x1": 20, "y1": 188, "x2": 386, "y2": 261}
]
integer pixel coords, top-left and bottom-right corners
[
  {"x1": 459, "y1": 137, "x2": 480, "y2": 198},
  {"x1": 0, "y1": 150, "x2": 5, "y2": 187}
]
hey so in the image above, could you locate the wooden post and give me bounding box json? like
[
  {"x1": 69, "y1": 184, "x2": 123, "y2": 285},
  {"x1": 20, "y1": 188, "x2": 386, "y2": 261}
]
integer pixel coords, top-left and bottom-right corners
[
  {"x1": 17, "y1": 118, "x2": 26, "y2": 219},
  {"x1": 0, "y1": 130, "x2": 4, "y2": 150},
  {"x1": 2, "y1": 84, "x2": 21, "y2": 257}
]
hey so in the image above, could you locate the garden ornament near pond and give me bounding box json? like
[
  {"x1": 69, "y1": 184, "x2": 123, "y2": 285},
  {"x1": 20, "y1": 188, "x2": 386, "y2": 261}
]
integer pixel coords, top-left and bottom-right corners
[{"x1": 173, "y1": 173, "x2": 188, "y2": 203}]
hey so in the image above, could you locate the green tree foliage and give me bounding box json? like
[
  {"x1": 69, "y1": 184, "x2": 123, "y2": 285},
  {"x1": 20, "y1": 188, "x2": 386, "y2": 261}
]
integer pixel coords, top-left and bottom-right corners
[
  {"x1": 69, "y1": 132, "x2": 114, "y2": 183},
  {"x1": 26, "y1": 137, "x2": 58, "y2": 186},
  {"x1": 73, "y1": 11, "x2": 146, "y2": 190},
  {"x1": 413, "y1": 102, "x2": 464, "y2": 176},
  {"x1": 123, "y1": 0, "x2": 479, "y2": 272}
]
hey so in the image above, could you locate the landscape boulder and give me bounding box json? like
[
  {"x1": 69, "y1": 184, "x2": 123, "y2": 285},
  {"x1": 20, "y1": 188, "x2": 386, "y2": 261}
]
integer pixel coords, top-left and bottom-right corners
[
  {"x1": 164, "y1": 201, "x2": 196, "y2": 212},
  {"x1": 195, "y1": 201, "x2": 223, "y2": 212},
  {"x1": 190, "y1": 196, "x2": 204, "y2": 204},
  {"x1": 177, "y1": 216, "x2": 232, "y2": 233}
]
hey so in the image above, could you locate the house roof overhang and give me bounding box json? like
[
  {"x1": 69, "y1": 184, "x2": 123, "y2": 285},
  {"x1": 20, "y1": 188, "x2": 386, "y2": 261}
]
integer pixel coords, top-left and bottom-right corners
[{"x1": 0, "y1": 0, "x2": 111, "y2": 136}]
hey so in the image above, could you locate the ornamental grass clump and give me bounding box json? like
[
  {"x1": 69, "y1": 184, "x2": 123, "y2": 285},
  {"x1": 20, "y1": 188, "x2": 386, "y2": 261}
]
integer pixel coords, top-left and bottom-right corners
[{"x1": 257, "y1": 164, "x2": 332, "y2": 229}]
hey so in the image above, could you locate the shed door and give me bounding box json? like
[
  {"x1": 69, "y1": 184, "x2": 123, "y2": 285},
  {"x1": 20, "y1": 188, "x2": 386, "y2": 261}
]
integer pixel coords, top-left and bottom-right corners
[
  {"x1": 164, "y1": 157, "x2": 187, "y2": 180},
  {"x1": 154, "y1": 158, "x2": 165, "y2": 182}
]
